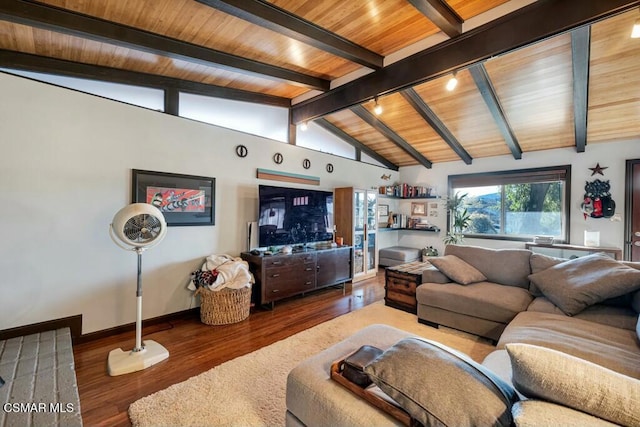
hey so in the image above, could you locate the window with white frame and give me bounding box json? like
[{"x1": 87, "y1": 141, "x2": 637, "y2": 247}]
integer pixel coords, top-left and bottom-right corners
[{"x1": 448, "y1": 165, "x2": 571, "y2": 242}]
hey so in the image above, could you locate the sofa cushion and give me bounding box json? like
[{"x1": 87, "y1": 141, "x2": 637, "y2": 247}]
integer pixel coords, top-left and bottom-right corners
[
  {"x1": 428, "y1": 255, "x2": 487, "y2": 285},
  {"x1": 528, "y1": 253, "x2": 640, "y2": 315},
  {"x1": 527, "y1": 296, "x2": 639, "y2": 331},
  {"x1": 420, "y1": 265, "x2": 451, "y2": 284},
  {"x1": 445, "y1": 244, "x2": 531, "y2": 288},
  {"x1": 364, "y1": 337, "x2": 517, "y2": 427},
  {"x1": 528, "y1": 253, "x2": 565, "y2": 296},
  {"x1": 511, "y1": 400, "x2": 619, "y2": 427},
  {"x1": 498, "y1": 311, "x2": 640, "y2": 379},
  {"x1": 417, "y1": 281, "x2": 533, "y2": 324},
  {"x1": 506, "y1": 343, "x2": 640, "y2": 427}
]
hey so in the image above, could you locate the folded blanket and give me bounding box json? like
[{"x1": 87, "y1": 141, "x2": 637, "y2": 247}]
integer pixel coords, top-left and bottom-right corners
[{"x1": 188, "y1": 254, "x2": 254, "y2": 291}]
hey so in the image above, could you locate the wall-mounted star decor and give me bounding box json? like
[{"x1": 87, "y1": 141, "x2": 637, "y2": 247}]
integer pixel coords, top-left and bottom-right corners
[{"x1": 589, "y1": 163, "x2": 608, "y2": 176}]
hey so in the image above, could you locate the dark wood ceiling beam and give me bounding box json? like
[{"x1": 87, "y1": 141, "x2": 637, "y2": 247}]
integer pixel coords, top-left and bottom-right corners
[
  {"x1": 407, "y1": 0, "x2": 462, "y2": 38},
  {"x1": 0, "y1": 0, "x2": 328, "y2": 91},
  {"x1": 291, "y1": 0, "x2": 640, "y2": 123},
  {"x1": 314, "y1": 119, "x2": 399, "y2": 170},
  {"x1": 400, "y1": 88, "x2": 472, "y2": 164},
  {"x1": 0, "y1": 50, "x2": 291, "y2": 108},
  {"x1": 350, "y1": 105, "x2": 433, "y2": 168},
  {"x1": 468, "y1": 64, "x2": 522, "y2": 160},
  {"x1": 196, "y1": 0, "x2": 383, "y2": 70},
  {"x1": 571, "y1": 26, "x2": 590, "y2": 153}
]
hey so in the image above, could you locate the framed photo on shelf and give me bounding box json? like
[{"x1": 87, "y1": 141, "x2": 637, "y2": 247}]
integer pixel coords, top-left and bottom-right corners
[
  {"x1": 429, "y1": 202, "x2": 439, "y2": 217},
  {"x1": 378, "y1": 204, "x2": 389, "y2": 217},
  {"x1": 132, "y1": 169, "x2": 215, "y2": 226},
  {"x1": 411, "y1": 202, "x2": 427, "y2": 216}
]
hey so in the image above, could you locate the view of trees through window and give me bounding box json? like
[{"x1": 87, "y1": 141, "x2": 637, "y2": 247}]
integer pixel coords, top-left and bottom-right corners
[{"x1": 450, "y1": 166, "x2": 568, "y2": 240}]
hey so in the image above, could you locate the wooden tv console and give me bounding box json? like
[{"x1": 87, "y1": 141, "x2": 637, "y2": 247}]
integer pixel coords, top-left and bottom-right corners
[{"x1": 241, "y1": 246, "x2": 352, "y2": 307}]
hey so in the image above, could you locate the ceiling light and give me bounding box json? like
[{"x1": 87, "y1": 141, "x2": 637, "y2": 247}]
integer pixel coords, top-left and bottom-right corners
[
  {"x1": 446, "y1": 72, "x2": 458, "y2": 91},
  {"x1": 373, "y1": 97, "x2": 383, "y2": 115},
  {"x1": 300, "y1": 122, "x2": 308, "y2": 131},
  {"x1": 632, "y1": 18, "x2": 640, "y2": 38}
]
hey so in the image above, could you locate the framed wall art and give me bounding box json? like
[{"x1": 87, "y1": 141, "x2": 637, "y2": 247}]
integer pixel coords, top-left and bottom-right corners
[
  {"x1": 132, "y1": 169, "x2": 215, "y2": 226},
  {"x1": 411, "y1": 202, "x2": 426, "y2": 216}
]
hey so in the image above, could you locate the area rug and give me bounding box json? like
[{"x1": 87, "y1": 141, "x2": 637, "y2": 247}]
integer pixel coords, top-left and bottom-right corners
[{"x1": 128, "y1": 301, "x2": 495, "y2": 426}]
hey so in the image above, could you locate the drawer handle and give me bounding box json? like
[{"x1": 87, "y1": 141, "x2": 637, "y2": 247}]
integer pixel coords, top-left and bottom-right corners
[
  {"x1": 271, "y1": 273, "x2": 280, "y2": 278},
  {"x1": 272, "y1": 261, "x2": 282, "y2": 265},
  {"x1": 305, "y1": 267, "x2": 313, "y2": 271},
  {"x1": 272, "y1": 289, "x2": 279, "y2": 293},
  {"x1": 305, "y1": 281, "x2": 313, "y2": 285}
]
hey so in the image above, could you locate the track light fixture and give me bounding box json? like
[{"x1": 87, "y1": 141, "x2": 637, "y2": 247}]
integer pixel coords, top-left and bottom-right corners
[
  {"x1": 373, "y1": 96, "x2": 383, "y2": 115},
  {"x1": 446, "y1": 72, "x2": 458, "y2": 91}
]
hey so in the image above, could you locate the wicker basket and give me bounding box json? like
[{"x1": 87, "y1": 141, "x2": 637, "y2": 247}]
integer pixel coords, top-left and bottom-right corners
[{"x1": 195, "y1": 286, "x2": 251, "y2": 325}]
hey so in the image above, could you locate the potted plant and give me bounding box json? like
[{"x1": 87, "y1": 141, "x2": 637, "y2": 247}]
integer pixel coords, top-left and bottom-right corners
[{"x1": 443, "y1": 192, "x2": 471, "y2": 245}]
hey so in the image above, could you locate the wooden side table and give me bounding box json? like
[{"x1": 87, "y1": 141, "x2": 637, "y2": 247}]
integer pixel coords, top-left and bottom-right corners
[{"x1": 384, "y1": 261, "x2": 432, "y2": 314}]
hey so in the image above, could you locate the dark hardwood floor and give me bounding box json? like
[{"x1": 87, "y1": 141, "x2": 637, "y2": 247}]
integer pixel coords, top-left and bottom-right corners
[{"x1": 73, "y1": 274, "x2": 385, "y2": 426}]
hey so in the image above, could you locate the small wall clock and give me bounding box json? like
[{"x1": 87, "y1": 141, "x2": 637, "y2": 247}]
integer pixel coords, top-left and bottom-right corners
[
  {"x1": 303, "y1": 159, "x2": 311, "y2": 169},
  {"x1": 326, "y1": 163, "x2": 334, "y2": 173},
  {"x1": 273, "y1": 153, "x2": 283, "y2": 164}
]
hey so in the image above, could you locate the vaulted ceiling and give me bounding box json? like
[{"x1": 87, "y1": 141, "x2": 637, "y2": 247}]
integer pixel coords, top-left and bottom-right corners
[{"x1": 1, "y1": 0, "x2": 639, "y2": 170}]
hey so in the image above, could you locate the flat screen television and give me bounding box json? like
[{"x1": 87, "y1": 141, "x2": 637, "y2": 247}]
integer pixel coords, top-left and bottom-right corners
[{"x1": 258, "y1": 185, "x2": 334, "y2": 248}]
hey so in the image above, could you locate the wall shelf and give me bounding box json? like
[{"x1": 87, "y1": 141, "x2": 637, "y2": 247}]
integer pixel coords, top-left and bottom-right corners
[{"x1": 379, "y1": 227, "x2": 440, "y2": 233}]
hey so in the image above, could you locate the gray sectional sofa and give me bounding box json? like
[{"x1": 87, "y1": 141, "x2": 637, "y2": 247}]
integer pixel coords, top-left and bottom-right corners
[{"x1": 286, "y1": 244, "x2": 640, "y2": 426}]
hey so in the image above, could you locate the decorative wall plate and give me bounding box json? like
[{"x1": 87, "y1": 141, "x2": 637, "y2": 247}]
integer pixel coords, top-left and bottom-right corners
[
  {"x1": 235, "y1": 145, "x2": 248, "y2": 158},
  {"x1": 303, "y1": 159, "x2": 311, "y2": 169},
  {"x1": 273, "y1": 153, "x2": 283, "y2": 164}
]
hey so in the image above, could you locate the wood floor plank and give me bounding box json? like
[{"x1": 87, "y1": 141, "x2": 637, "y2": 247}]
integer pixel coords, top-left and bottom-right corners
[{"x1": 73, "y1": 275, "x2": 385, "y2": 426}]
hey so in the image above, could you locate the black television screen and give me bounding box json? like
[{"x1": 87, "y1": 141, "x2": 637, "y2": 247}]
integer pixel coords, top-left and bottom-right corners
[{"x1": 258, "y1": 185, "x2": 334, "y2": 248}]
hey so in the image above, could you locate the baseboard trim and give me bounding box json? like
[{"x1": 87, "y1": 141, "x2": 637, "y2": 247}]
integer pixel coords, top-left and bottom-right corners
[
  {"x1": 0, "y1": 314, "x2": 83, "y2": 342},
  {"x1": 75, "y1": 307, "x2": 200, "y2": 344}
]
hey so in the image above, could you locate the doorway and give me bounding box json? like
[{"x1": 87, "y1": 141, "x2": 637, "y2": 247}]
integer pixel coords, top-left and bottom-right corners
[{"x1": 624, "y1": 159, "x2": 640, "y2": 261}]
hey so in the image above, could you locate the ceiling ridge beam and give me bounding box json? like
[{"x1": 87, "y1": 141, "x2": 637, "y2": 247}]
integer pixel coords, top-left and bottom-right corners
[
  {"x1": 196, "y1": 0, "x2": 383, "y2": 70},
  {"x1": 571, "y1": 26, "x2": 590, "y2": 153},
  {"x1": 0, "y1": 0, "x2": 329, "y2": 91},
  {"x1": 0, "y1": 50, "x2": 291, "y2": 108},
  {"x1": 400, "y1": 88, "x2": 472, "y2": 164},
  {"x1": 314, "y1": 119, "x2": 399, "y2": 170},
  {"x1": 469, "y1": 64, "x2": 522, "y2": 160},
  {"x1": 350, "y1": 105, "x2": 432, "y2": 168},
  {"x1": 407, "y1": 0, "x2": 462, "y2": 38},
  {"x1": 291, "y1": 0, "x2": 640, "y2": 123}
]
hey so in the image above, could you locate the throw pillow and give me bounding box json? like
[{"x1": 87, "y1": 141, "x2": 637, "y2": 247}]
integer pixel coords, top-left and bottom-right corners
[
  {"x1": 429, "y1": 255, "x2": 487, "y2": 285},
  {"x1": 364, "y1": 337, "x2": 518, "y2": 427},
  {"x1": 528, "y1": 253, "x2": 564, "y2": 296},
  {"x1": 506, "y1": 343, "x2": 640, "y2": 427},
  {"x1": 527, "y1": 253, "x2": 640, "y2": 315}
]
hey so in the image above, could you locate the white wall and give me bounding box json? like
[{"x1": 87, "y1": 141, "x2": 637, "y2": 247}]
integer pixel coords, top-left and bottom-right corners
[
  {"x1": 393, "y1": 142, "x2": 639, "y2": 255},
  {"x1": 0, "y1": 73, "x2": 391, "y2": 333}
]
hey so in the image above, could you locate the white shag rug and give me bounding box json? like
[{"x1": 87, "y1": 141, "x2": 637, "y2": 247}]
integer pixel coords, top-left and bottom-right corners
[{"x1": 128, "y1": 301, "x2": 495, "y2": 426}]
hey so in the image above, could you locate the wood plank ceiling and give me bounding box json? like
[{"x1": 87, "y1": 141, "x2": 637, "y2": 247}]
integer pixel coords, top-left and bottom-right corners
[{"x1": 1, "y1": 0, "x2": 639, "y2": 170}]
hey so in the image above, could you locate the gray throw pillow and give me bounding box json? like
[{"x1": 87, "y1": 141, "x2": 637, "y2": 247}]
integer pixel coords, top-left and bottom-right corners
[
  {"x1": 429, "y1": 255, "x2": 487, "y2": 285},
  {"x1": 527, "y1": 253, "x2": 640, "y2": 315},
  {"x1": 364, "y1": 337, "x2": 518, "y2": 427},
  {"x1": 506, "y1": 343, "x2": 640, "y2": 427},
  {"x1": 528, "y1": 253, "x2": 564, "y2": 296}
]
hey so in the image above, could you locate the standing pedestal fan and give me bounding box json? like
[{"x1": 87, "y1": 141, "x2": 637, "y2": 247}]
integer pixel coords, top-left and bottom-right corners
[{"x1": 107, "y1": 203, "x2": 169, "y2": 376}]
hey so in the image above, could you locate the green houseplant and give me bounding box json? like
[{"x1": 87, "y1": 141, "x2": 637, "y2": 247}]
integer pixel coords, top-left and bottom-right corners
[{"x1": 443, "y1": 192, "x2": 471, "y2": 245}]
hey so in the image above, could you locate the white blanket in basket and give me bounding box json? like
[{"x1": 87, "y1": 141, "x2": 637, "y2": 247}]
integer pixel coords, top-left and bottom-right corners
[{"x1": 188, "y1": 254, "x2": 254, "y2": 291}]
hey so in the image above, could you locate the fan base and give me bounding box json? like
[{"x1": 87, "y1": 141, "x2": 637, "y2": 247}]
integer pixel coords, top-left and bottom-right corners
[{"x1": 107, "y1": 340, "x2": 169, "y2": 376}]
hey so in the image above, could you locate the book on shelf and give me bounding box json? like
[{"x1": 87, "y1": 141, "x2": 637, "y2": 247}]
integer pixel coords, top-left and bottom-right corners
[{"x1": 379, "y1": 184, "x2": 433, "y2": 198}]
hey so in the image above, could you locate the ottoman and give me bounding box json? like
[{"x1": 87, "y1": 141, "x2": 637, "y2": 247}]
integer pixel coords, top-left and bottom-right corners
[{"x1": 379, "y1": 246, "x2": 421, "y2": 267}]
